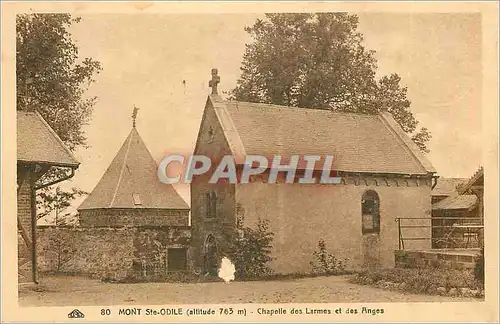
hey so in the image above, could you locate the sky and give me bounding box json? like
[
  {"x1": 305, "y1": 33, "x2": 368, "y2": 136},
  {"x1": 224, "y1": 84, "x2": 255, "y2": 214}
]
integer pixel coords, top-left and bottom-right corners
[{"x1": 59, "y1": 13, "x2": 482, "y2": 210}]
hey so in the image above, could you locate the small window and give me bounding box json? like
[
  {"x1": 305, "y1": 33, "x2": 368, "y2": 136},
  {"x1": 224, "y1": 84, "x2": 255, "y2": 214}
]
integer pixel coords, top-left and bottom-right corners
[
  {"x1": 206, "y1": 191, "x2": 217, "y2": 218},
  {"x1": 132, "y1": 193, "x2": 142, "y2": 206},
  {"x1": 362, "y1": 190, "x2": 380, "y2": 234}
]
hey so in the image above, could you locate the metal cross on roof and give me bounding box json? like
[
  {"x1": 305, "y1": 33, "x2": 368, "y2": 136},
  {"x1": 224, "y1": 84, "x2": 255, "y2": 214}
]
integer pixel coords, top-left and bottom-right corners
[
  {"x1": 209, "y1": 68, "x2": 220, "y2": 95},
  {"x1": 132, "y1": 105, "x2": 139, "y2": 128}
]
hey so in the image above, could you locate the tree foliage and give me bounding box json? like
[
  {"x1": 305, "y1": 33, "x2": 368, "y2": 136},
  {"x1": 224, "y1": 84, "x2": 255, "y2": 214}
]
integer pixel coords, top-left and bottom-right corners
[
  {"x1": 231, "y1": 13, "x2": 431, "y2": 152},
  {"x1": 17, "y1": 13, "x2": 101, "y2": 151},
  {"x1": 17, "y1": 14, "x2": 100, "y2": 217},
  {"x1": 36, "y1": 186, "x2": 87, "y2": 222}
]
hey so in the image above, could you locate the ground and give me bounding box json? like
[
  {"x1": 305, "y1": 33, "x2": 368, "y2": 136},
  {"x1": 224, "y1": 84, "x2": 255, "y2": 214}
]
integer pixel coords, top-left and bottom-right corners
[{"x1": 18, "y1": 275, "x2": 478, "y2": 306}]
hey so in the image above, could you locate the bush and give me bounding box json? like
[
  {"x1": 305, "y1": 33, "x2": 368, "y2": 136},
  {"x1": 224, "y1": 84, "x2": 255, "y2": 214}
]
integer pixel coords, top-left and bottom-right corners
[
  {"x1": 310, "y1": 240, "x2": 348, "y2": 275},
  {"x1": 474, "y1": 247, "x2": 484, "y2": 286},
  {"x1": 228, "y1": 218, "x2": 275, "y2": 280}
]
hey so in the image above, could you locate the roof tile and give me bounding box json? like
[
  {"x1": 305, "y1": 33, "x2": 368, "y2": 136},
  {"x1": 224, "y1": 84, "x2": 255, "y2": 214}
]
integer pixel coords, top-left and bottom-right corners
[
  {"x1": 17, "y1": 111, "x2": 79, "y2": 167},
  {"x1": 432, "y1": 194, "x2": 478, "y2": 210},
  {"x1": 78, "y1": 128, "x2": 189, "y2": 210},
  {"x1": 212, "y1": 97, "x2": 435, "y2": 175}
]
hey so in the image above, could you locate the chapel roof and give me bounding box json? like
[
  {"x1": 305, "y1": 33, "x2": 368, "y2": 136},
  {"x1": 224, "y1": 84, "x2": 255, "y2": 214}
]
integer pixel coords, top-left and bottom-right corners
[
  {"x1": 17, "y1": 111, "x2": 79, "y2": 168},
  {"x1": 207, "y1": 95, "x2": 436, "y2": 175},
  {"x1": 78, "y1": 127, "x2": 189, "y2": 210}
]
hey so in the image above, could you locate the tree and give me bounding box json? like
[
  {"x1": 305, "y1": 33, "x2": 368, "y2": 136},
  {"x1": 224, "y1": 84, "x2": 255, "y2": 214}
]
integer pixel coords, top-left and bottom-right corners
[
  {"x1": 17, "y1": 13, "x2": 101, "y2": 150},
  {"x1": 45, "y1": 229, "x2": 77, "y2": 271},
  {"x1": 36, "y1": 186, "x2": 87, "y2": 222},
  {"x1": 17, "y1": 14, "x2": 101, "y2": 213},
  {"x1": 231, "y1": 13, "x2": 431, "y2": 152}
]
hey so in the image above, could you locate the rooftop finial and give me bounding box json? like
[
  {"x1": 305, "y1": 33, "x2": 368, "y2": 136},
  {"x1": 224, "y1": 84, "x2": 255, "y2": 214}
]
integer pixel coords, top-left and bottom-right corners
[
  {"x1": 209, "y1": 68, "x2": 220, "y2": 95},
  {"x1": 132, "y1": 105, "x2": 139, "y2": 128}
]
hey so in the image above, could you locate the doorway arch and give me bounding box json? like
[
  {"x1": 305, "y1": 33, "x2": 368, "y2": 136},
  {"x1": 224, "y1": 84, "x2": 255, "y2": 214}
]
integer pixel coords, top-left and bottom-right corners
[{"x1": 203, "y1": 234, "x2": 220, "y2": 276}]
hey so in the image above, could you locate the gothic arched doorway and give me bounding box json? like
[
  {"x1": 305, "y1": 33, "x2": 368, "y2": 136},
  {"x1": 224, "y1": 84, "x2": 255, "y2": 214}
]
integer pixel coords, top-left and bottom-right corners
[{"x1": 203, "y1": 234, "x2": 220, "y2": 276}]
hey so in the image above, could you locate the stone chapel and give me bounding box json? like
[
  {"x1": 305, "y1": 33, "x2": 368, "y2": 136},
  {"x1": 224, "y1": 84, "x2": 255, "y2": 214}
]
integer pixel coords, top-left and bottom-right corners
[{"x1": 191, "y1": 70, "x2": 437, "y2": 274}]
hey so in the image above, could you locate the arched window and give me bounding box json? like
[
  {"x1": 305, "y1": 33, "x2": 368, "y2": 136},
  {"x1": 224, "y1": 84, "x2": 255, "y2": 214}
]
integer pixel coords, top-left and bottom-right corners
[{"x1": 362, "y1": 190, "x2": 380, "y2": 234}]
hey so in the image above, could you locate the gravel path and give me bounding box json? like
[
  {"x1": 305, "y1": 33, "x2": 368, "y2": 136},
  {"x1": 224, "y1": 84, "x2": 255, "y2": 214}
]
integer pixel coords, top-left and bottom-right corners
[{"x1": 19, "y1": 275, "x2": 477, "y2": 307}]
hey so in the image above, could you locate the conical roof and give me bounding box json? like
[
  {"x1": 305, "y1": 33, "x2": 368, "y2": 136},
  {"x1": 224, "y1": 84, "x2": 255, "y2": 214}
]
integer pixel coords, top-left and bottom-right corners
[{"x1": 78, "y1": 128, "x2": 189, "y2": 210}]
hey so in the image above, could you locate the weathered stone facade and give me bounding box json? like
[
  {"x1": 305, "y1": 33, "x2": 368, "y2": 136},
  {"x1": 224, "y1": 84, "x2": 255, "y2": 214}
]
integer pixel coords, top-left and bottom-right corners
[
  {"x1": 79, "y1": 209, "x2": 189, "y2": 227},
  {"x1": 37, "y1": 226, "x2": 192, "y2": 280}
]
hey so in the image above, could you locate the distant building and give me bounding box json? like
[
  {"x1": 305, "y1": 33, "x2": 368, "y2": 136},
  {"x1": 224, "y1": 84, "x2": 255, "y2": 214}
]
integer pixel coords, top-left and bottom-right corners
[
  {"x1": 431, "y1": 178, "x2": 467, "y2": 204},
  {"x1": 431, "y1": 167, "x2": 484, "y2": 248},
  {"x1": 78, "y1": 127, "x2": 190, "y2": 228},
  {"x1": 17, "y1": 111, "x2": 80, "y2": 284},
  {"x1": 31, "y1": 110, "x2": 192, "y2": 280},
  {"x1": 191, "y1": 70, "x2": 437, "y2": 274}
]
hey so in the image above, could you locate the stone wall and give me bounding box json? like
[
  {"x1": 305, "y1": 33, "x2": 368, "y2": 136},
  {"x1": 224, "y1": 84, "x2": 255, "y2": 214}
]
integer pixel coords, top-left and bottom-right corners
[
  {"x1": 37, "y1": 226, "x2": 192, "y2": 281},
  {"x1": 394, "y1": 250, "x2": 478, "y2": 270},
  {"x1": 79, "y1": 209, "x2": 189, "y2": 227}
]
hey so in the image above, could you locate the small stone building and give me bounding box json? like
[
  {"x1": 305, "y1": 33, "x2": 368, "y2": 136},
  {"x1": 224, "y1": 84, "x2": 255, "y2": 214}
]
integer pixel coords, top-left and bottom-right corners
[
  {"x1": 37, "y1": 113, "x2": 191, "y2": 280},
  {"x1": 191, "y1": 72, "x2": 437, "y2": 274},
  {"x1": 431, "y1": 178, "x2": 467, "y2": 204},
  {"x1": 17, "y1": 111, "x2": 80, "y2": 284}
]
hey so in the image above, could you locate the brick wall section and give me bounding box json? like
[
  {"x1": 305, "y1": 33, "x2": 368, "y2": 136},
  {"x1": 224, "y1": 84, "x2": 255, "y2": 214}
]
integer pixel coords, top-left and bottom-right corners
[
  {"x1": 17, "y1": 170, "x2": 32, "y2": 241},
  {"x1": 37, "y1": 226, "x2": 191, "y2": 281},
  {"x1": 191, "y1": 99, "x2": 236, "y2": 271},
  {"x1": 79, "y1": 209, "x2": 189, "y2": 227},
  {"x1": 236, "y1": 176, "x2": 432, "y2": 274},
  {"x1": 17, "y1": 169, "x2": 33, "y2": 283}
]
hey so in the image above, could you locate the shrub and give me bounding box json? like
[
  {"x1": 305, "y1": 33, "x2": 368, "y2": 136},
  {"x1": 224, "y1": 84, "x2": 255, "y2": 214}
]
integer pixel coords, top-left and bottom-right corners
[
  {"x1": 44, "y1": 229, "x2": 76, "y2": 271},
  {"x1": 310, "y1": 240, "x2": 348, "y2": 275},
  {"x1": 228, "y1": 218, "x2": 275, "y2": 280},
  {"x1": 474, "y1": 247, "x2": 484, "y2": 286}
]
